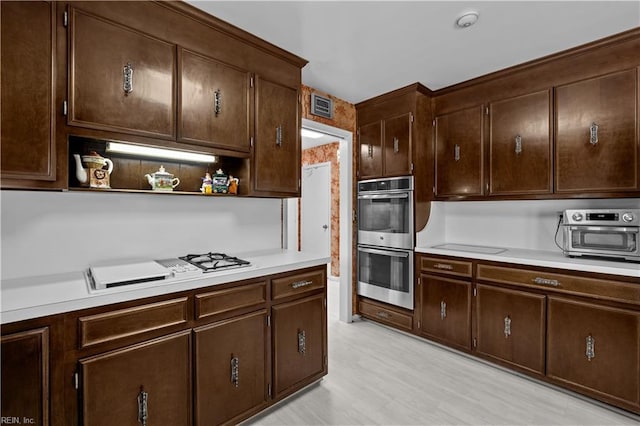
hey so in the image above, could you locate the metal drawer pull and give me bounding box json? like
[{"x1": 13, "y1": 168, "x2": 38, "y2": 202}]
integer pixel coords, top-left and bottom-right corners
[
  {"x1": 532, "y1": 277, "x2": 560, "y2": 287},
  {"x1": 393, "y1": 137, "x2": 399, "y2": 153},
  {"x1": 514, "y1": 135, "x2": 522, "y2": 154},
  {"x1": 504, "y1": 316, "x2": 512, "y2": 338},
  {"x1": 376, "y1": 311, "x2": 390, "y2": 319},
  {"x1": 123, "y1": 63, "x2": 134, "y2": 95},
  {"x1": 454, "y1": 144, "x2": 461, "y2": 161},
  {"x1": 433, "y1": 263, "x2": 453, "y2": 270},
  {"x1": 137, "y1": 387, "x2": 148, "y2": 426},
  {"x1": 291, "y1": 280, "x2": 313, "y2": 289},
  {"x1": 276, "y1": 125, "x2": 283, "y2": 146},
  {"x1": 213, "y1": 89, "x2": 222, "y2": 116},
  {"x1": 440, "y1": 301, "x2": 447, "y2": 320},
  {"x1": 230, "y1": 356, "x2": 239, "y2": 387},
  {"x1": 298, "y1": 330, "x2": 306, "y2": 355},
  {"x1": 585, "y1": 334, "x2": 595, "y2": 361},
  {"x1": 589, "y1": 122, "x2": 599, "y2": 145},
  {"x1": 368, "y1": 143, "x2": 373, "y2": 158}
]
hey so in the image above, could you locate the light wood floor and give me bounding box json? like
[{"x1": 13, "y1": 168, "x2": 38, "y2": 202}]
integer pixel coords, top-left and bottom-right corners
[{"x1": 245, "y1": 279, "x2": 639, "y2": 425}]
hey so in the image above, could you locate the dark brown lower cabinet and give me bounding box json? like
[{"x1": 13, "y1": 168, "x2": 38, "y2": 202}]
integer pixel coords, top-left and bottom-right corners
[
  {"x1": 79, "y1": 330, "x2": 192, "y2": 426},
  {"x1": 419, "y1": 274, "x2": 472, "y2": 351},
  {"x1": 194, "y1": 310, "x2": 268, "y2": 425},
  {"x1": 1, "y1": 327, "x2": 49, "y2": 425},
  {"x1": 475, "y1": 284, "x2": 546, "y2": 375},
  {"x1": 272, "y1": 293, "x2": 326, "y2": 399},
  {"x1": 547, "y1": 296, "x2": 640, "y2": 410}
]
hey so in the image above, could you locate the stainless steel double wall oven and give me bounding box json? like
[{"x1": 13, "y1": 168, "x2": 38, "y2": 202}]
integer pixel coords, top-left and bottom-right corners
[{"x1": 357, "y1": 176, "x2": 414, "y2": 310}]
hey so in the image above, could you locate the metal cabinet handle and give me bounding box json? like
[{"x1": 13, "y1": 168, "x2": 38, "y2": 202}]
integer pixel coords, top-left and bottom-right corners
[
  {"x1": 589, "y1": 122, "x2": 599, "y2": 145},
  {"x1": 214, "y1": 89, "x2": 222, "y2": 116},
  {"x1": 514, "y1": 135, "x2": 522, "y2": 155},
  {"x1": 376, "y1": 311, "x2": 390, "y2": 319},
  {"x1": 230, "y1": 356, "x2": 239, "y2": 387},
  {"x1": 504, "y1": 316, "x2": 512, "y2": 338},
  {"x1": 137, "y1": 387, "x2": 148, "y2": 426},
  {"x1": 585, "y1": 334, "x2": 595, "y2": 361},
  {"x1": 532, "y1": 277, "x2": 560, "y2": 287},
  {"x1": 368, "y1": 143, "x2": 373, "y2": 158},
  {"x1": 454, "y1": 144, "x2": 461, "y2": 161},
  {"x1": 291, "y1": 280, "x2": 313, "y2": 289},
  {"x1": 433, "y1": 263, "x2": 453, "y2": 270},
  {"x1": 393, "y1": 137, "x2": 399, "y2": 153},
  {"x1": 123, "y1": 63, "x2": 134, "y2": 95},
  {"x1": 276, "y1": 125, "x2": 283, "y2": 147},
  {"x1": 298, "y1": 330, "x2": 306, "y2": 355},
  {"x1": 440, "y1": 300, "x2": 447, "y2": 320}
]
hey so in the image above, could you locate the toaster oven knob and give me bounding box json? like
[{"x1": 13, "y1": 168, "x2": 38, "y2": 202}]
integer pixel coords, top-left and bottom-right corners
[
  {"x1": 622, "y1": 212, "x2": 635, "y2": 223},
  {"x1": 572, "y1": 213, "x2": 583, "y2": 222}
]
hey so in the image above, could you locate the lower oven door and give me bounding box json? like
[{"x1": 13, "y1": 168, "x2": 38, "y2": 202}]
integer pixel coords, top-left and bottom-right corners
[
  {"x1": 357, "y1": 245, "x2": 414, "y2": 310},
  {"x1": 565, "y1": 226, "x2": 639, "y2": 259}
]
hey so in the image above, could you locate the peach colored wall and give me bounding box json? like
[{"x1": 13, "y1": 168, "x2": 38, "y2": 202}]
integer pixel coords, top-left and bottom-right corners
[{"x1": 302, "y1": 143, "x2": 340, "y2": 276}]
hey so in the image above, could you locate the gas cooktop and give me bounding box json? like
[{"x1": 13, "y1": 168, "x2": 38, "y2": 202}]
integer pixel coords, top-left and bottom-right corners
[{"x1": 179, "y1": 252, "x2": 251, "y2": 273}]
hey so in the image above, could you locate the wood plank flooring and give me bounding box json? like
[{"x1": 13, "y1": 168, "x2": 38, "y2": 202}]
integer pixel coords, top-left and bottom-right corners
[{"x1": 244, "y1": 279, "x2": 639, "y2": 425}]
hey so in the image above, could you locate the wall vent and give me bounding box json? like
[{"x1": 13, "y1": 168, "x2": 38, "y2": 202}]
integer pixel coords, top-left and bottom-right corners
[{"x1": 311, "y1": 93, "x2": 334, "y2": 119}]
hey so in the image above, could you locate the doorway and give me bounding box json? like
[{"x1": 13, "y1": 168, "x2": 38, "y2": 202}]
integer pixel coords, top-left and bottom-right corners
[{"x1": 284, "y1": 119, "x2": 353, "y2": 323}]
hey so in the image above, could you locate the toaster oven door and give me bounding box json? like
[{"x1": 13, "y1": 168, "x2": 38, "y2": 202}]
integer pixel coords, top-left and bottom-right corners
[{"x1": 566, "y1": 226, "x2": 639, "y2": 255}]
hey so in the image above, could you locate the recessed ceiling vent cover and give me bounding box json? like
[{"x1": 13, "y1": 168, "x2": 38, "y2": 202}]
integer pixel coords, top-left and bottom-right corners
[{"x1": 311, "y1": 93, "x2": 334, "y2": 119}]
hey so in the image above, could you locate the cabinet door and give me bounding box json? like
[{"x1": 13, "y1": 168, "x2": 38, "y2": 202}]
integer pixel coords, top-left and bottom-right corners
[
  {"x1": 272, "y1": 293, "x2": 326, "y2": 399},
  {"x1": 547, "y1": 297, "x2": 640, "y2": 409},
  {"x1": 384, "y1": 113, "x2": 412, "y2": 177},
  {"x1": 358, "y1": 121, "x2": 383, "y2": 179},
  {"x1": 179, "y1": 49, "x2": 251, "y2": 152},
  {"x1": 555, "y1": 69, "x2": 638, "y2": 192},
  {"x1": 254, "y1": 77, "x2": 300, "y2": 195},
  {"x1": 435, "y1": 106, "x2": 484, "y2": 197},
  {"x1": 80, "y1": 331, "x2": 191, "y2": 426},
  {"x1": 68, "y1": 7, "x2": 176, "y2": 138},
  {"x1": 1, "y1": 328, "x2": 49, "y2": 425},
  {"x1": 475, "y1": 284, "x2": 546, "y2": 375},
  {"x1": 419, "y1": 274, "x2": 471, "y2": 350},
  {"x1": 489, "y1": 90, "x2": 552, "y2": 195},
  {"x1": 194, "y1": 310, "x2": 267, "y2": 425},
  {"x1": 1, "y1": 1, "x2": 56, "y2": 182}
]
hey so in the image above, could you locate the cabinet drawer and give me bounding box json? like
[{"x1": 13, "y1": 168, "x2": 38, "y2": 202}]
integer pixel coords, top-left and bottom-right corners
[
  {"x1": 195, "y1": 282, "x2": 266, "y2": 319},
  {"x1": 420, "y1": 256, "x2": 472, "y2": 278},
  {"x1": 78, "y1": 297, "x2": 189, "y2": 349},
  {"x1": 358, "y1": 299, "x2": 413, "y2": 332},
  {"x1": 272, "y1": 269, "x2": 326, "y2": 301},
  {"x1": 477, "y1": 264, "x2": 640, "y2": 306}
]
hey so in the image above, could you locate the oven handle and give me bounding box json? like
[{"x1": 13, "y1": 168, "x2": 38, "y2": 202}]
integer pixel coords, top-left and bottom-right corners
[
  {"x1": 358, "y1": 247, "x2": 410, "y2": 258},
  {"x1": 358, "y1": 193, "x2": 409, "y2": 200},
  {"x1": 568, "y1": 226, "x2": 638, "y2": 232}
]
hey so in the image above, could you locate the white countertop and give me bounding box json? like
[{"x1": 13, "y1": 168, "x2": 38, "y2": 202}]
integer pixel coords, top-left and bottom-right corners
[
  {"x1": 416, "y1": 243, "x2": 640, "y2": 278},
  {"x1": 0, "y1": 250, "x2": 330, "y2": 324}
]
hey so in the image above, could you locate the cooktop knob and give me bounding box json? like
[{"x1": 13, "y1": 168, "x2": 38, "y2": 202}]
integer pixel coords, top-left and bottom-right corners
[
  {"x1": 622, "y1": 212, "x2": 635, "y2": 223},
  {"x1": 572, "y1": 213, "x2": 583, "y2": 222}
]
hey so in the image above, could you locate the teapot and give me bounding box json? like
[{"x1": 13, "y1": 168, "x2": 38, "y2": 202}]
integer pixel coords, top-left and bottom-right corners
[
  {"x1": 145, "y1": 165, "x2": 180, "y2": 191},
  {"x1": 73, "y1": 152, "x2": 113, "y2": 188}
]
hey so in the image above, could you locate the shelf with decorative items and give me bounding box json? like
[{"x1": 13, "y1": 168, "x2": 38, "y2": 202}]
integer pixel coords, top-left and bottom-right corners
[{"x1": 68, "y1": 136, "x2": 248, "y2": 196}]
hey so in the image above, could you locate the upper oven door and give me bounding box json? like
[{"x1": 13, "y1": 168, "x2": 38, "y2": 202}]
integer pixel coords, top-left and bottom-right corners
[
  {"x1": 565, "y1": 226, "x2": 639, "y2": 255},
  {"x1": 357, "y1": 191, "x2": 413, "y2": 249}
]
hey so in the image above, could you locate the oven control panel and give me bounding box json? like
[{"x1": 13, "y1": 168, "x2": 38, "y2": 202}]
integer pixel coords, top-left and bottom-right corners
[{"x1": 563, "y1": 209, "x2": 640, "y2": 226}]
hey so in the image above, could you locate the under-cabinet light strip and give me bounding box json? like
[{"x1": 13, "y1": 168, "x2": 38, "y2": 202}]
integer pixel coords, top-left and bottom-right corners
[{"x1": 106, "y1": 142, "x2": 217, "y2": 164}]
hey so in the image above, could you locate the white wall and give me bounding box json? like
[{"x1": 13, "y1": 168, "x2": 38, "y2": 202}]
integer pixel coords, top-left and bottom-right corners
[
  {"x1": 1, "y1": 191, "x2": 282, "y2": 280},
  {"x1": 418, "y1": 198, "x2": 640, "y2": 251}
]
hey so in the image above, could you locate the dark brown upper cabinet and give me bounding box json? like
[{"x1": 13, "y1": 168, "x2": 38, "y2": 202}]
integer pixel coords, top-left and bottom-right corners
[
  {"x1": 358, "y1": 113, "x2": 413, "y2": 179},
  {"x1": 555, "y1": 68, "x2": 638, "y2": 193},
  {"x1": 68, "y1": 7, "x2": 176, "y2": 139},
  {"x1": 435, "y1": 106, "x2": 484, "y2": 197},
  {"x1": 1, "y1": 1, "x2": 57, "y2": 185},
  {"x1": 358, "y1": 121, "x2": 383, "y2": 179},
  {"x1": 252, "y1": 76, "x2": 300, "y2": 196},
  {"x1": 178, "y1": 49, "x2": 251, "y2": 153},
  {"x1": 488, "y1": 90, "x2": 552, "y2": 196}
]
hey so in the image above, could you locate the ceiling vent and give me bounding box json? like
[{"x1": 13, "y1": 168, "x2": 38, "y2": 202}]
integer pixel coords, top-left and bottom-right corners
[{"x1": 311, "y1": 93, "x2": 334, "y2": 119}]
